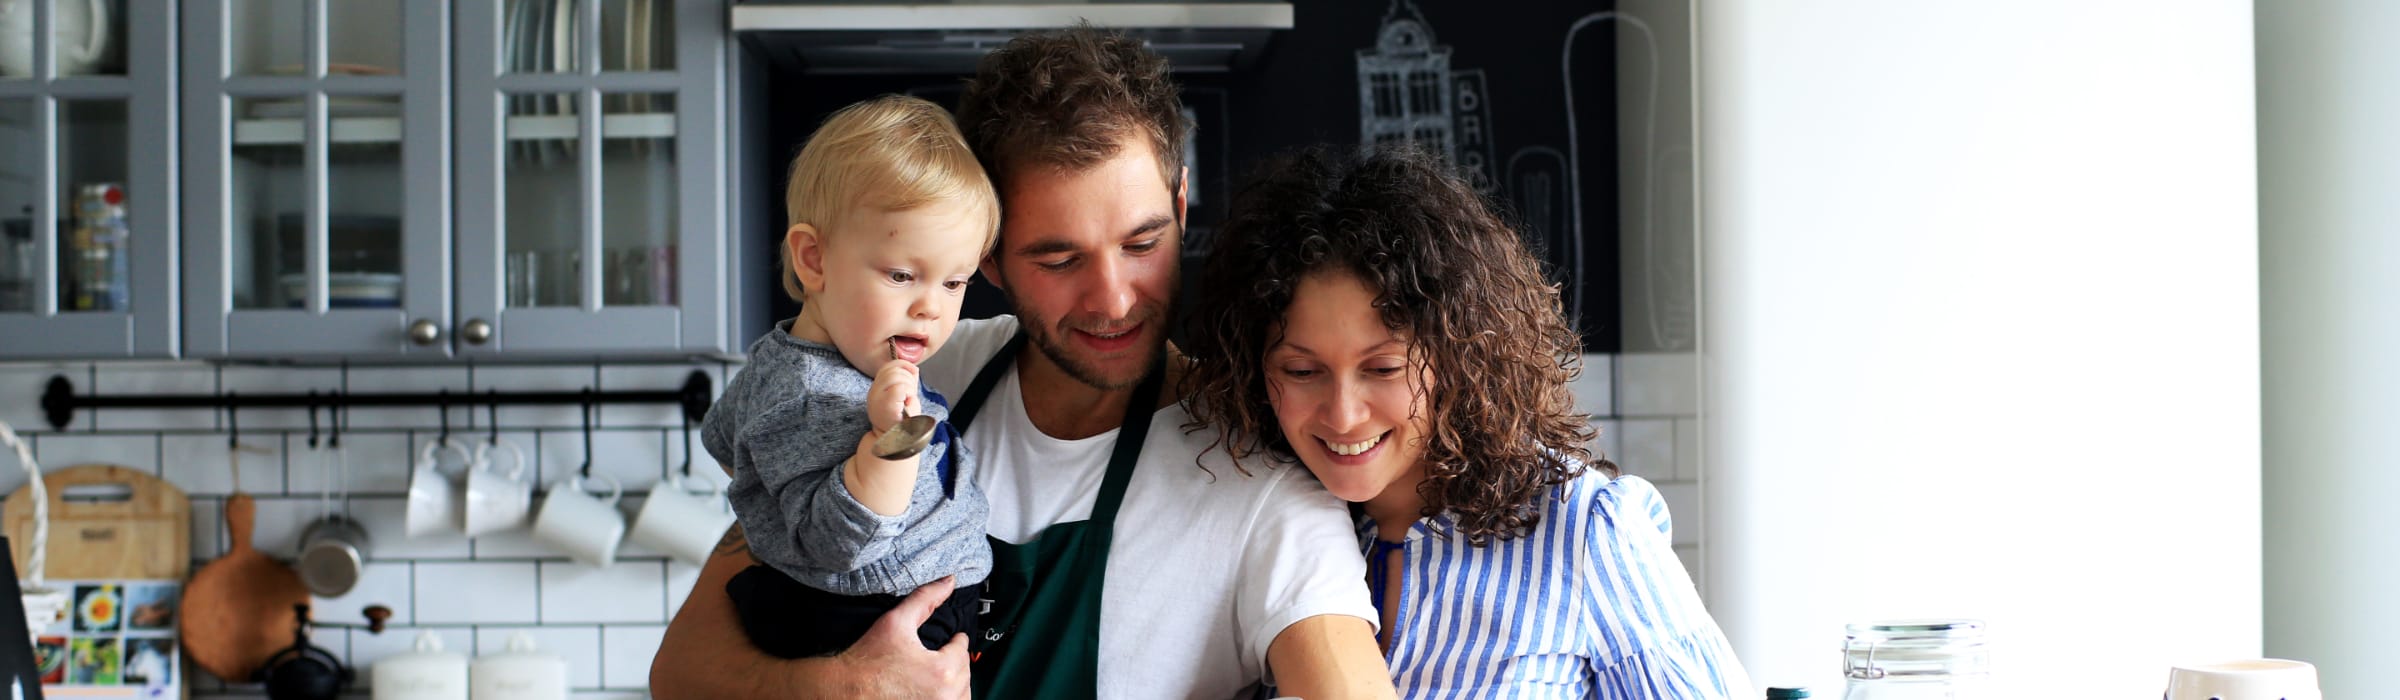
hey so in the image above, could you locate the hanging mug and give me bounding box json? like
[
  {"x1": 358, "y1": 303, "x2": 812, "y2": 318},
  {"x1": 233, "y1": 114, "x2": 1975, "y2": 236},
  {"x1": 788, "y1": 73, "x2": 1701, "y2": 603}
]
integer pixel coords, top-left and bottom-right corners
[
  {"x1": 460, "y1": 438, "x2": 531, "y2": 538},
  {"x1": 531, "y1": 473, "x2": 624, "y2": 567},
  {"x1": 402, "y1": 438, "x2": 473, "y2": 538},
  {"x1": 627, "y1": 473, "x2": 735, "y2": 567}
]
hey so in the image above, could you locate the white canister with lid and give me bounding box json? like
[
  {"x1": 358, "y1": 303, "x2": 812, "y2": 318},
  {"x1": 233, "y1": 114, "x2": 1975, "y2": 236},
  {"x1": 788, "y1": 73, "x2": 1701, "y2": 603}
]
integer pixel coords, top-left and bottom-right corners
[
  {"x1": 470, "y1": 631, "x2": 569, "y2": 700},
  {"x1": 373, "y1": 631, "x2": 468, "y2": 700}
]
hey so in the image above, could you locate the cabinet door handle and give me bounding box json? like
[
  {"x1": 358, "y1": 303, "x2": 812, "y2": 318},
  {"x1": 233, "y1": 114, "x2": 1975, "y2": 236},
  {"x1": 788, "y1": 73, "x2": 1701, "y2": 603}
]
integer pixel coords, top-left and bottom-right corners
[
  {"x1": 408, "y1": 319, "x2": 442, "y2": 346},
  {"x1": 461, "y1": 318, "x2": 494, "y2": 345}
]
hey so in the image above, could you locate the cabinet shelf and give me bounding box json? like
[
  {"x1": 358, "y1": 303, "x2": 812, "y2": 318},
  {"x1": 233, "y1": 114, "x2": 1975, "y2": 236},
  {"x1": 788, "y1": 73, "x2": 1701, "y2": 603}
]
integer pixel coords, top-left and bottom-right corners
[{"x1": 230, "y1": 113, "x2": 677, "y2": 146}]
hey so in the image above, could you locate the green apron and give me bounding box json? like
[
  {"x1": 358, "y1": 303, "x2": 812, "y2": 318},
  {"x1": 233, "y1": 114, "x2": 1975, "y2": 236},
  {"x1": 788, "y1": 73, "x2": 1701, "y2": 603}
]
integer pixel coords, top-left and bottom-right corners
[{"x1": 952, "y1": 331, "x2": 1163, "y2": 700}]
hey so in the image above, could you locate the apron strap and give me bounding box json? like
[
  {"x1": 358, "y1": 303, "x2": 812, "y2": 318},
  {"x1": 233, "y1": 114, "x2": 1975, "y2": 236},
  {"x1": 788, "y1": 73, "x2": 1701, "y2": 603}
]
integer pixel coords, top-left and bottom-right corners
[
  {"x1": 1091, "y1": 364, "x2": 1164, "y2": 519},
  {"x1": 950, "y1": 330, "x2": 1027, "y2": 433}
]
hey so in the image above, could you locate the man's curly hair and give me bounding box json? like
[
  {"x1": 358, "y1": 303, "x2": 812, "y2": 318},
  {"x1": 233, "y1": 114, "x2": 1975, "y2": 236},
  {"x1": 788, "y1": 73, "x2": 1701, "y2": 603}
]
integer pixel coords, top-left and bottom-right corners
[
  {"x1": 1181, "y1": 145, "x2": 1609, "y2": 545},
  {"x1": 954, "y1": 24, "x2": 1187, "y2": 198}
]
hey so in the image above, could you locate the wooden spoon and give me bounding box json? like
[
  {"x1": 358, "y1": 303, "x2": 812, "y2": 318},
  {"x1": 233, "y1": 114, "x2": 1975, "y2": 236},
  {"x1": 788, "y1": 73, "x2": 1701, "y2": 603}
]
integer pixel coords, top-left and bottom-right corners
[{"x1": 181, "y1": 492, "x2": 311, "y2": 682}]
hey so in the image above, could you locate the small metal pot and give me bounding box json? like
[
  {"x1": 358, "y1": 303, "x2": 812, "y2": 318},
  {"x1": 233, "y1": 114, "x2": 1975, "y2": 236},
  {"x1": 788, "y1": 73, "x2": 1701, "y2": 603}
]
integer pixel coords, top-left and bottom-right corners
[{"x1": 296, "y1": 514, "x2": 371, "y2": 597}]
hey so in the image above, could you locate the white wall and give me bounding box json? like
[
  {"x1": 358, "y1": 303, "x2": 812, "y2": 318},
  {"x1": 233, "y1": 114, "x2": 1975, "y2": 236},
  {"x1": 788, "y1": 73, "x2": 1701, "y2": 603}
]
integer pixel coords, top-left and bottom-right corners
[
  {"x1": 1697, "y1": 2, "x2": 2260, "y2": 695},
  {"x1": 2256, "y1": 2, "x2": 2400, "y2": 697}
]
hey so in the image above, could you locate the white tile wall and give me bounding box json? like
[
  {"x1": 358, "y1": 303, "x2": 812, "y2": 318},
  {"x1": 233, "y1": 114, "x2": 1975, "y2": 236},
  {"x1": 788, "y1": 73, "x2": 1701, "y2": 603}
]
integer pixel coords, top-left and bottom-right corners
[
  {"x1": 414, "y1": 562, "x2": 540, "y2": 625},
  {"x1": 0, "y1": 351, "x2": 1697, "y2": 696}
]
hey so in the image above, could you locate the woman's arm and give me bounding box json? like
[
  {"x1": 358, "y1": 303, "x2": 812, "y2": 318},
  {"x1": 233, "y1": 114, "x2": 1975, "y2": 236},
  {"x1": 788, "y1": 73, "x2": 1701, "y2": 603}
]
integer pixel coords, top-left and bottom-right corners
[
  {"x1": 1266, "y1": 615, "x2": 1397, "y2": 700},
  {"x1": 649, "y1": 527, "x2": 971, "y2": 700}
]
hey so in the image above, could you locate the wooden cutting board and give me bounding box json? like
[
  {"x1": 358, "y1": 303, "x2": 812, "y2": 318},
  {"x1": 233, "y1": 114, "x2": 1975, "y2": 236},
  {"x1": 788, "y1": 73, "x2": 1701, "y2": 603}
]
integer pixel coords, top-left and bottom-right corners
[{"x1": 4, "y1": 464, "x2": 191, "y2": 581}]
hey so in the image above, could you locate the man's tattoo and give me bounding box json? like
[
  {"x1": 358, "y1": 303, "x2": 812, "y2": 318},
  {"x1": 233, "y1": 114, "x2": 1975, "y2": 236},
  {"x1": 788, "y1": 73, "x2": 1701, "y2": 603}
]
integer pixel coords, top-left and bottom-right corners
[{"x1": 714, "y1": 526, "x2": 749, "y2": 556}]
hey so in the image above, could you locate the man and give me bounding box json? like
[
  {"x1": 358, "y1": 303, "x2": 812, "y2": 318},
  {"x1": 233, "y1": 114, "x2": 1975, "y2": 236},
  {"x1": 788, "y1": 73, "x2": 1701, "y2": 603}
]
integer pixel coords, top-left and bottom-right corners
[{"x1": 651, "y1": 26, "x2": 1393, "y2": 699}]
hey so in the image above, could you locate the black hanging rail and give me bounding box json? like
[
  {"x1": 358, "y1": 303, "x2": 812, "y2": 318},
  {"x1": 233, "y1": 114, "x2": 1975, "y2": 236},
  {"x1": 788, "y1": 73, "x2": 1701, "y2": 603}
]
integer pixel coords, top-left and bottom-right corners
[{"x1": 38, "y1": 370, "x2": 713, "y2": 431}]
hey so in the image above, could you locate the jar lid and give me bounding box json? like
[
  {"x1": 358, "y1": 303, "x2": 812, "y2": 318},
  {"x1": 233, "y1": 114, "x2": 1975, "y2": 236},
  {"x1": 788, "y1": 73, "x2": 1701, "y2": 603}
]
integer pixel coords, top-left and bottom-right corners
[{"x1": 1845, "y1": 618, "x2": 1985, "y2": 643}]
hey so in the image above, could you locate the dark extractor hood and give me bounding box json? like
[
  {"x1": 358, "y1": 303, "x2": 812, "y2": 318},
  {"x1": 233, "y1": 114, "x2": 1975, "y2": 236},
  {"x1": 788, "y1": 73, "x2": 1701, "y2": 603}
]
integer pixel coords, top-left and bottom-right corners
[{"x1": 730, "y1": 3, "x2": 1295, "y2": 74}]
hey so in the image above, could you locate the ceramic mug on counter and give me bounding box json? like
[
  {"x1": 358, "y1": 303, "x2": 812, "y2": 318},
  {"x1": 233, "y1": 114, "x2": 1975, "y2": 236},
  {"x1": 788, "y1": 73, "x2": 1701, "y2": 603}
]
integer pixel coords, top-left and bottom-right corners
[
  {"x1": 403, "y1": 438, "x2": 475, "y2": 538},
  {"x1": 627, "y1": 472, "x2": 735, "y2": 567},
  {"x1": 460, "y1": 438, "x2": 531, "y2": 538},
  {"x1": 531, "y1": 473, "x2": 623, "y2": 567},
  {"x1": 2164, "y1": 659, "x2": 2321, "y2": 700}
]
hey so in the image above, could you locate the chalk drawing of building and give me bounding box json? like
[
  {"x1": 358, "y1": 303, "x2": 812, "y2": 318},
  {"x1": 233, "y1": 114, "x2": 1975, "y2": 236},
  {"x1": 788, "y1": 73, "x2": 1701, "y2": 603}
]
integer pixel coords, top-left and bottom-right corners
[{"x1": 1357, "y1": 0, "x2": 1455, "y2": 155}]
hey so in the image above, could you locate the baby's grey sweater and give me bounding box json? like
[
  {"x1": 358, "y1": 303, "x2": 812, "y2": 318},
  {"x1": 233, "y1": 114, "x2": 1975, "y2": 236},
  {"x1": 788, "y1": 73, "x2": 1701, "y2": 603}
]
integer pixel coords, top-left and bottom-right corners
[{"x1": 702, "y1": 322, "x2": 990, "y2": 595}]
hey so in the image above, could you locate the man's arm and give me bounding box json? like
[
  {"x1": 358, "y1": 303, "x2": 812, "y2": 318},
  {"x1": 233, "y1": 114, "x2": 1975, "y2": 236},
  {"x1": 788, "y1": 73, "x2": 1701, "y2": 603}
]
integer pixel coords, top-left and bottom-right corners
[
  {"x1": 1266, "y1": 615, "x2": 1396, "y2": 700},
  {"x1": 649, "y1": 527, "x2": 971, "y2": 700}
]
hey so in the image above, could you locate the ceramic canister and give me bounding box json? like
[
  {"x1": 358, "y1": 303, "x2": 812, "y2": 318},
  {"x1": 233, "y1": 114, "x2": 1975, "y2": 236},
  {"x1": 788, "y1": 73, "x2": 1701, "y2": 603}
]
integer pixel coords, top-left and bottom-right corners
[
  {"x1": 469, "y1": 631, "x2": 568, "y2": 700},
  {"x1": 372, "y1": 631, "x2": 467, "y2": 700}
]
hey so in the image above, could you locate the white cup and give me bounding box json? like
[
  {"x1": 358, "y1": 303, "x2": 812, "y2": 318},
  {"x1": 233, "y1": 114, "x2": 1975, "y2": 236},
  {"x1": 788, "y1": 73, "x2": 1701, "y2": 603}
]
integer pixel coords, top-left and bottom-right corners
[
  {"x1": 532, "y1": 474, "x2": 624, "y2": 567},
  {"x1": 461, "y1": 439, "x2": 531, "y2": 538},
  {"x1": 2165, "y1": 659, "x2": 2322, "y2": 700},
  {"x1": 627, "y1": 473, "x2": 736, "y2": 567},
  {"x1": 0, "y1": 0, "x2": 112, "y2": 78},
  {"x1": 403, "y1": 438, "x2": 474, "y2": 538}
]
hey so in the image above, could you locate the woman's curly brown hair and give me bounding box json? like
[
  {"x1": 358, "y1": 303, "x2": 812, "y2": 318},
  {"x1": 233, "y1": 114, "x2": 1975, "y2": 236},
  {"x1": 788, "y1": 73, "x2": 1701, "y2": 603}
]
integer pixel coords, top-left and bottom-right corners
[{"x1": 1181, "y1": 144, "x2": 1609, "y2": 546}]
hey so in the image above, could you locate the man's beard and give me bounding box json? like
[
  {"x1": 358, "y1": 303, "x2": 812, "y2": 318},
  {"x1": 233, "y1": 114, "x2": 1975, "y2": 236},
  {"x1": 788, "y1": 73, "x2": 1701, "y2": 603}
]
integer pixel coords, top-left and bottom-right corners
[{"x1": 1022, "y1": 305, "x2": 1167, "y2": 391}]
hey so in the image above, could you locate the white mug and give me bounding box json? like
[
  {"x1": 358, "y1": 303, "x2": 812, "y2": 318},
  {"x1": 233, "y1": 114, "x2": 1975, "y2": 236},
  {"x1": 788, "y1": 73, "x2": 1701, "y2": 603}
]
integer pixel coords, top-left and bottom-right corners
[
  {"x1": 461, "y1": 439, "x2": 530, "y2": 538},
  {"x1": 0, "y1": 0, "x2": 112, "y2": 77},
  {"x1": 403, "y1": 438, "x2": 474, "y2": 538},
  {"x1": 2165, "y1": 659, "x2": 2321, "y2": 700},
  {"x1": 627, "y1": 473, "x2": 735, "y2": 567},
  {"x1": 532, "y1": 473, "x2": 624, "y2": 567}
]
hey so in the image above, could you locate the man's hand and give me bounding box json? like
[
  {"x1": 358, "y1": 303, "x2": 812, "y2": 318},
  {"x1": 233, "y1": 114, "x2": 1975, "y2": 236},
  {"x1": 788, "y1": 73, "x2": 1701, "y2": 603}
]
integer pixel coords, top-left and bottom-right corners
[
  {"x1": 839, "y1": 576, "x2": 972, "y2": 699},
  {"x1": 868, "y1": 359, "x2": 922, "y2": 434}
]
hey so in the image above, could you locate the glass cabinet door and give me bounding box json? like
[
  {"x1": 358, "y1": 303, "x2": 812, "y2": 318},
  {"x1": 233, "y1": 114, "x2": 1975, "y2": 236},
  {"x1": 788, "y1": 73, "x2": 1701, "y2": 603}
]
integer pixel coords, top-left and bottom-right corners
[
  {"x1": 0, "y1": 0, "x2": 176, "y2": 359},
  {"x1": 454, "y1": 0, "x2": 723, "y2": 356},
  {"x1": 183, "y1": 0, "x2": 450, "y2": 357}
]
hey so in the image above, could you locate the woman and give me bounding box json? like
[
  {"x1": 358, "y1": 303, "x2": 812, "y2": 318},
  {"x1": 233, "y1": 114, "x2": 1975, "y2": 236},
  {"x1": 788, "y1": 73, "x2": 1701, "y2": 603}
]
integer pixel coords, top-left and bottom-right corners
[{"x1": 1183, "y1": 145, "x2": 1753, "y2": 698}]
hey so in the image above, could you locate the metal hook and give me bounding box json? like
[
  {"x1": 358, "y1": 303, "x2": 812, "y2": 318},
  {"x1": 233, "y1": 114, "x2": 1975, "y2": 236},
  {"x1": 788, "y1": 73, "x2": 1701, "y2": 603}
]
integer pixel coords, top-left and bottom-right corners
[
  {"x1": 678, "y1": 408, "x2": 694, "y2": 477},
  {"x1": 437, "y1": 388, "x2": 451, "y2": 445},
  {"x1": 578, "y1": 390, "x2": 596, "y2": 480},
  {"x1": 328, "y1": 391, "x2": 345, "y2": 450},
  {"x1": 305, "y1": 390, "x2": 321, "y2": 449},
  {"x1": 488, "y1": 390, "x2": 501, "y2": 445},
  {"x1": 225, "y1": 393, "x2": 239, "y2": 450}
]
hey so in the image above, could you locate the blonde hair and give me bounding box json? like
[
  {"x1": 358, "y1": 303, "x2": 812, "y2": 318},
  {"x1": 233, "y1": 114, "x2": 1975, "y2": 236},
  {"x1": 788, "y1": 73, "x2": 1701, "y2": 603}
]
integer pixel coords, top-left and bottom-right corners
[{"x1": 782, "y1": 95, "x2": 1001, "y2": 300}]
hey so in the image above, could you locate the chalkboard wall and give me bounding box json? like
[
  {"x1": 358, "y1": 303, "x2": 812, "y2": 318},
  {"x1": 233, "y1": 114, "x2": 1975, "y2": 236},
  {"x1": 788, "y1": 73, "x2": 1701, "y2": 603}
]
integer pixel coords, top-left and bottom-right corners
[{"x1": 741, "y1": 0, "x2": 1627, "y2": 353}]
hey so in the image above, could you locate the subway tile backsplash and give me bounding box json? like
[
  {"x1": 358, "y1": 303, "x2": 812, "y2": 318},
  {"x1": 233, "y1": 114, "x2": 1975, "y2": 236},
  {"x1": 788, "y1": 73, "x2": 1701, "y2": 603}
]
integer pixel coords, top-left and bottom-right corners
[{"x1": 0, "y1": 350, "x2": 1699, "y2": 696}]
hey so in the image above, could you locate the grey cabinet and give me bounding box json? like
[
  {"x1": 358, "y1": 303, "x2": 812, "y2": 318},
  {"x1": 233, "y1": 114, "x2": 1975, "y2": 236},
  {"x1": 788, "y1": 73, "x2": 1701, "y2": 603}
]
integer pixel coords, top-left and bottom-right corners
[
  {"x1": 453, "y1": 0, "x2": 726, "y2": 357},
  {"x1": 179, "y1": 0, "x2": 728, "y2": 360},
  {"x1": 180, "y1": 0, "x2": 451, "y2": 358},
  {"x1": 0, "y1": 0, "x2": 178, "y2": 359}
]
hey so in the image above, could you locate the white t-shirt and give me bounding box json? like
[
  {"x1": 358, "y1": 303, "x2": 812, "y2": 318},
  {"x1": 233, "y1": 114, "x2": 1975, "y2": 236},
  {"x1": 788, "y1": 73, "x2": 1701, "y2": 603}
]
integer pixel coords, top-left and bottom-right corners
[{"x1": 925, "y1": 316, "x2": 1376, "y2": 700}]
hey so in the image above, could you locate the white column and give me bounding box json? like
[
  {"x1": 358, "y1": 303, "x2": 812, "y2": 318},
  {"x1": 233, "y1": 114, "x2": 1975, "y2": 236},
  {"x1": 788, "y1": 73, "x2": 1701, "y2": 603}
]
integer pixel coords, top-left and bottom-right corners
[
  {"x1": 2257, "y1": 3, "x2": 2400, "y2": 698},
  {"x1": 1696, "y1": 2, "x2": 2261, "y2": 694}
]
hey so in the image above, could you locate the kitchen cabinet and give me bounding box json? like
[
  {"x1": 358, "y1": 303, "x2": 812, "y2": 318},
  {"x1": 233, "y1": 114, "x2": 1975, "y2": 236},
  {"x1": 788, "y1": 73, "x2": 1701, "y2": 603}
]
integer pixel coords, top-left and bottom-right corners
[
  {"x1": 179, "y1": 0, "x2": 728, "y2": 359},
  {"x1": 453, "y1": 0, "x2": 726, "y2": 357},
  {"x1": 0, "y1": 0, "x2": 179, "y2": 359}
]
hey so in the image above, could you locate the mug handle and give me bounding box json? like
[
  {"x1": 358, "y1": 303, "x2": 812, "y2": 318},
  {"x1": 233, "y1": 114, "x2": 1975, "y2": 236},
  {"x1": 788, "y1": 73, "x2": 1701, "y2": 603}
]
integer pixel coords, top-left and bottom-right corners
[
  {"x1": 487, "y1": 439, "x2": 527, "y2": 481},
  {"x1": 583, "y1": 473, "x2": 623, "y2": 506},
  {"x1": 68, "y1": 0, "x2": 107, "y2": 70}
]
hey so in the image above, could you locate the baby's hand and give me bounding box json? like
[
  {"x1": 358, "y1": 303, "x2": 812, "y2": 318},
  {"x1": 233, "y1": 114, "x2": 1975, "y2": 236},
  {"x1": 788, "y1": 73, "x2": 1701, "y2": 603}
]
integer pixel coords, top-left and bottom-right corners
[{"x1": 868, "y1": 359, "x2": 921, "y2": 434}]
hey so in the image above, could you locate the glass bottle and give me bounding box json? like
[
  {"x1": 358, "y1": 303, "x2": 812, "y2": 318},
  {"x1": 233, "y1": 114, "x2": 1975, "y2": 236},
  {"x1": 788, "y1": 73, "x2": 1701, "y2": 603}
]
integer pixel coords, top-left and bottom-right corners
[
  {"x1": 66, "y1": 183, "x2": 128, "y2": 311},
  {"x1": 1841, "y1": 619, "x2": 1990, "y2": 700}
]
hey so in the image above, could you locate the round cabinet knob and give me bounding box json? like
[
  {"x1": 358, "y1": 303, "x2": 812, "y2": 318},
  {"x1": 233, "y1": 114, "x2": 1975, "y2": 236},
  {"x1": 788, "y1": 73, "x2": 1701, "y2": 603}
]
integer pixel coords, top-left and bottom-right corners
[
  {"x1": 461, "y1": 318, "x2": 494, "y2": 345},
  {"x1": 408, "y1": 319, "x2": 441, "y2": 346}
]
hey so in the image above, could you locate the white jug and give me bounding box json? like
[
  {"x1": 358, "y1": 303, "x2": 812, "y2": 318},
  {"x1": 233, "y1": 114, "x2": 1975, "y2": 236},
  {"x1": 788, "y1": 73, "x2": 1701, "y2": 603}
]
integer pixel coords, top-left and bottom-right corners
[{"x1": 0, "y1": 0, "x2": 114, "y2": 77}]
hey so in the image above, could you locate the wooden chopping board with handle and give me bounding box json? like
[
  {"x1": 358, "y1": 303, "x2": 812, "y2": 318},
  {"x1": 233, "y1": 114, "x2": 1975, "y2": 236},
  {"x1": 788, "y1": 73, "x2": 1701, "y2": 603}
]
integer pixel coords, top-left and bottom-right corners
[
  {"x1": 4, "y1": 463, "x2": 191, "y2": 580},
  {"x1": 182, "y1": 492, "x2": 310, "y2": 682}
]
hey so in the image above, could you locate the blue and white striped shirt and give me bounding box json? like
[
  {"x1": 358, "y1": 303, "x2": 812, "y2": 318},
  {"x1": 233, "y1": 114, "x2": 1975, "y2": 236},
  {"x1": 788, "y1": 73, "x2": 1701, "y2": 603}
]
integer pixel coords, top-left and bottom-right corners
[{"x1": 1362, "y1": 473, "x2": 1753, "y2": 699}]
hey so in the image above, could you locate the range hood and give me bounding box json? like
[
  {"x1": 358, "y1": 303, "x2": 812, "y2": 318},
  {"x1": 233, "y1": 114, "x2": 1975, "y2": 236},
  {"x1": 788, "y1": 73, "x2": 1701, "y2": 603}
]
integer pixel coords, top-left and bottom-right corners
[{"x1": 731, "y1": 3, "x2": 1295, "y2": 74}]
